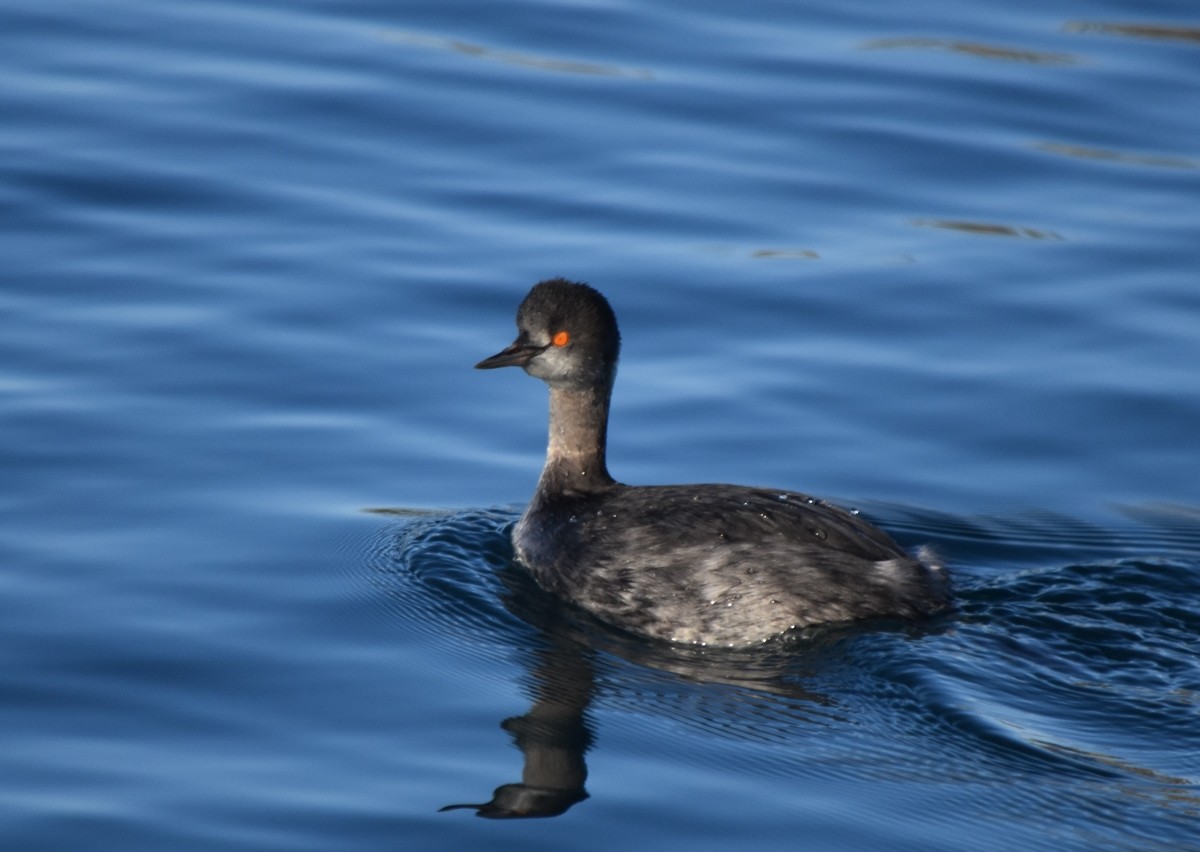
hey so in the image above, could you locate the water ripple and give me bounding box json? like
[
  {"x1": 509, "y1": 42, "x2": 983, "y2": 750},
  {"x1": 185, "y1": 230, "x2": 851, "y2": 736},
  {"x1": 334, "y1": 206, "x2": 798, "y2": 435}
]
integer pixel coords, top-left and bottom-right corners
[
  {"x1": 863, "y1": 37, "x2": 1078, "y2": 65},
  {"x1": 364, "y1": 500, "x2": 1200, "y2": 823},
  {"x1": 377, "y1": 28, "x2": 655, "y2": 79},
  {"x1": 1065, "y1": 22, "x2": 1200, "y2": 46}
]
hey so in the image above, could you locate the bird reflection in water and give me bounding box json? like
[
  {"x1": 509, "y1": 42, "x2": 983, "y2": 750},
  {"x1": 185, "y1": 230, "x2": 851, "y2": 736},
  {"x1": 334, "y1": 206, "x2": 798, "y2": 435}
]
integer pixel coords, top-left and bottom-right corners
[
  {"x1": 439, "y1": 640, "x2": 595, "y2": 819},
  {"x1": 435, "y1": 563, "x2": 873, "y2": 819}
]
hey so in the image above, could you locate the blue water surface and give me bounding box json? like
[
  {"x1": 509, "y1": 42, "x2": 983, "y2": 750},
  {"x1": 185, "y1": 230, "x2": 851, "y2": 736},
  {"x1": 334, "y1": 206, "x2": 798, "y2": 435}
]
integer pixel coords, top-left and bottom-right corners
[{"x1": 2, "y1": 0, "x2": 1199, "y2": 849}]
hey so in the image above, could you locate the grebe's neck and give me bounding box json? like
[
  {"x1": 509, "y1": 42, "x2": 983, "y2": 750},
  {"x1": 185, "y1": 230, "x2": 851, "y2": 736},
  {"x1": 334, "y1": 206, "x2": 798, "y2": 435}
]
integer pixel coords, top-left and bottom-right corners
[{"x1": 537, "y1": 382, "x2": 616, "y2": 494}]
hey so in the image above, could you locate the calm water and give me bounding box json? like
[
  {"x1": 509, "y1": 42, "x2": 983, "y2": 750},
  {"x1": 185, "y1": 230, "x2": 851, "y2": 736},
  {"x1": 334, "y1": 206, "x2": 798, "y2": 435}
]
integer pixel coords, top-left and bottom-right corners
[{"x1": 3, "y1": 0, "x2": 1199, "y2": 848}]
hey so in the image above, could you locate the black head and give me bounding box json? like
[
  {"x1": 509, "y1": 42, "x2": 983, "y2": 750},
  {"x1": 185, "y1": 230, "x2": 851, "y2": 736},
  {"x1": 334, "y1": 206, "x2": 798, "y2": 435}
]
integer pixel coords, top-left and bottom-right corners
[{"x1": 476, "y1": 278, "x2": 621, "y2": 390}]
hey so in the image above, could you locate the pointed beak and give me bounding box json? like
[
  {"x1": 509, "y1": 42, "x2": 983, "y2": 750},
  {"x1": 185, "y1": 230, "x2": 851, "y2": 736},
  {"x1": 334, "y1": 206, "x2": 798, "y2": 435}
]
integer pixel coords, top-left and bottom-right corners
[{"x1": 475, "y1": 339, "x2": 546, "y2": 370}]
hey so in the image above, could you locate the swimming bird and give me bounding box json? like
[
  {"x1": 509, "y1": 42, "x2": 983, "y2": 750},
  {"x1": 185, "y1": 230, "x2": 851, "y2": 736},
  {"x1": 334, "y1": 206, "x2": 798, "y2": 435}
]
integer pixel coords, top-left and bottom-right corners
[{"x1": 476, "y1": 278, "x2": 950, "y2": 646}]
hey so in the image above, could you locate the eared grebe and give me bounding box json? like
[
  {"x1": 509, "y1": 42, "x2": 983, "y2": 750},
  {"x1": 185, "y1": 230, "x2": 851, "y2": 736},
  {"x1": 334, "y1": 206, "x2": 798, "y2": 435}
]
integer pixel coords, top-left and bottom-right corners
[{"x1": 477, "y1": 278, "x2": 950, "y2": 646}]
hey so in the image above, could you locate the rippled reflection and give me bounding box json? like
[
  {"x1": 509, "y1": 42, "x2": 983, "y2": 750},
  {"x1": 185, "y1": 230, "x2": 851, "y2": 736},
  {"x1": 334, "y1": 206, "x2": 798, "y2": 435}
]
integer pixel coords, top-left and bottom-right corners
[
  {"x1": 1065, "y1": 22, "x2": 1200, "y2": 45},
  {"x1": 911, "y1": 219, "x2": 1063, "y2": 239},
  {"x1": 750, "y1": 248, "x2": 820, "y2": 260},
  {"x1": 1034, "y1": 141, "x2": 1197, "y2": 170},
  {"x1": 439, "y1": 642, "x2": 596, "y2": 819},
  {"x1": 378, "y1": 28, "x2": 655, "y2": 79},
  {"x1": 862, "y1": 37, "x2": 1077, "y2": 64}
]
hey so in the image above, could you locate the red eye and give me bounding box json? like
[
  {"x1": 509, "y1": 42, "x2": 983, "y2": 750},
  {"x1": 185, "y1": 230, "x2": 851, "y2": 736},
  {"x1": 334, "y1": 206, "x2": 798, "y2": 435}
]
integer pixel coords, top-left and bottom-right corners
[{"x1": 552, "y1": 331, "x2": 570, "y2": 347}]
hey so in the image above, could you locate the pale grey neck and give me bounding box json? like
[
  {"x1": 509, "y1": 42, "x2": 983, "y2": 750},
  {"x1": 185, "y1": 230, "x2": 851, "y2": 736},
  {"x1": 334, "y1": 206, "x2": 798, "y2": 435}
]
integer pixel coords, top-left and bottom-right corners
[{"x1": 538, "y1": 383, "x2": 615, "y2": 492}]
